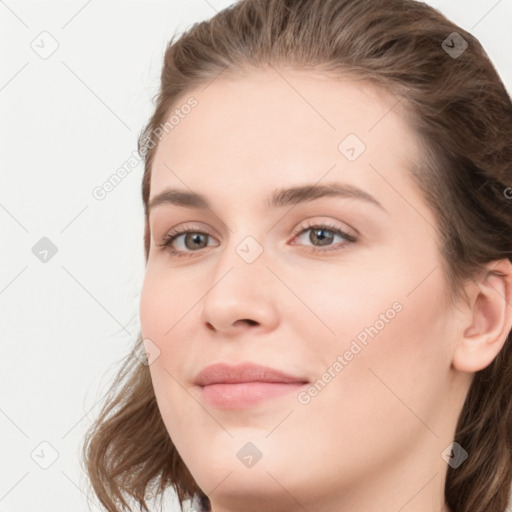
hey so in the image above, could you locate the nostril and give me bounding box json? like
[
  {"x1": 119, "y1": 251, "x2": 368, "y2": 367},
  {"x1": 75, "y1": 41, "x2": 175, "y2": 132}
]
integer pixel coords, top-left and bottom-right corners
[{"x1": 244, "y1": 319, "x2": 258, "y2": 326}]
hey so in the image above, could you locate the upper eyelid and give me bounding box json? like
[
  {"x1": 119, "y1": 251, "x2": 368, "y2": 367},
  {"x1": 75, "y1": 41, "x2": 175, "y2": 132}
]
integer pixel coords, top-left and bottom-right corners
[
  {"x1": 159, "y1": 215, "x2": 356, "y2": 235},
  {"x1": 162, "y1": 220, "x2": 352, "y2": 236},
  {"x1": 161, "y1": 221, "x2": 356, "y2": 247}
]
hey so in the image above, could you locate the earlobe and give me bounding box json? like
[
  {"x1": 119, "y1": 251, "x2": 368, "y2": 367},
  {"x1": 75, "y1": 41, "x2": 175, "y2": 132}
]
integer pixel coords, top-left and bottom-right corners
[{"x1": 452, "y1": 259, "x2": 512, "y2": 373}]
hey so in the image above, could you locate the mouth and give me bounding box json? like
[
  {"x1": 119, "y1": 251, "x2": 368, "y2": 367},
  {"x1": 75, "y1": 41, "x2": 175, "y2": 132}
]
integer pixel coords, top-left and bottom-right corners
[
  {"x1": 199, "y1": 381, "x2": 309, "y2": 409},
  {"x1": 194, "y1": 362, "x2": 309, "y2": 409}
]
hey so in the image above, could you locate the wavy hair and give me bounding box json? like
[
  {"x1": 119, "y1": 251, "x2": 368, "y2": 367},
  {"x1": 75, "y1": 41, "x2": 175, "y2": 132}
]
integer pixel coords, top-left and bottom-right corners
[{"x1": 82, "y1": 1, "x2": 512, "y2": 511}]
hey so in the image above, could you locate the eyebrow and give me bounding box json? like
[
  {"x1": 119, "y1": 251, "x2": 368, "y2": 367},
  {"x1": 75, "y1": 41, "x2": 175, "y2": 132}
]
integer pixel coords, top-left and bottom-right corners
[{"x1": 147, "y1": 182, "x2": 386, "y2": 214}]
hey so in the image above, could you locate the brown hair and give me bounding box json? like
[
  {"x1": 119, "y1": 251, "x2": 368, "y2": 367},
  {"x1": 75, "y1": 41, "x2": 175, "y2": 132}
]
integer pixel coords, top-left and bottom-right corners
[{"x1": 82, "y1": 0, "x2": 512, "y2": 511}]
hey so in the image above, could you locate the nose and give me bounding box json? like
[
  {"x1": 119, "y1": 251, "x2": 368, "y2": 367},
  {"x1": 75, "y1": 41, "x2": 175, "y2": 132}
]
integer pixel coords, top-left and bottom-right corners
[{"x1": 199, "y1": 239, "x2": 280, "y2": 335}]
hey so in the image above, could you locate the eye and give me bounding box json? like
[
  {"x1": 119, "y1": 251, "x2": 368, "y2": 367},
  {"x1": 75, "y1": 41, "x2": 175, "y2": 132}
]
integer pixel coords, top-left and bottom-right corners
[
  {"x1": 290, "y1": 220, "x2": 357, "y2": 253},
  {"x1": 158, "y1": 224, "x2": 218, "y2": 258},
  {"x1": 157, "y1": 220, "x2": 357, "y2": 258}
]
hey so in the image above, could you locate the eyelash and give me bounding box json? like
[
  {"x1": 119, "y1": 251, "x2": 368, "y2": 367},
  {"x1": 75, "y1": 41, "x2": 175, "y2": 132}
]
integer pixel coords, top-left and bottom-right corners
[{"x1": 157, "y1": 220, "x2": 357, "y2": 258}]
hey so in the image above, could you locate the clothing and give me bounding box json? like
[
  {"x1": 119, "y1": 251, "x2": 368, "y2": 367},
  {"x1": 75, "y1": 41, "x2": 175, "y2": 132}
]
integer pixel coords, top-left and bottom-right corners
[{"x1": 185, "y1": 494, "x2": 211, "y2": 512}]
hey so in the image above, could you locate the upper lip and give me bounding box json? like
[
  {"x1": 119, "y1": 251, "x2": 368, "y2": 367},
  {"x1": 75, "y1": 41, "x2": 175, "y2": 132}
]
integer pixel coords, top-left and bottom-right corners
[{"x1": 194, "y1": 362, "x2": 309, "y2": 386}]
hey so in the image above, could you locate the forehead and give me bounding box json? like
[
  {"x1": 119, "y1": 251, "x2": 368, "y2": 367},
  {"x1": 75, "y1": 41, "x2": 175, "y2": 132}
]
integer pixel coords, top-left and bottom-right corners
[{"x1": 149, "y1": 67, "x2": 422, "y2": 210}]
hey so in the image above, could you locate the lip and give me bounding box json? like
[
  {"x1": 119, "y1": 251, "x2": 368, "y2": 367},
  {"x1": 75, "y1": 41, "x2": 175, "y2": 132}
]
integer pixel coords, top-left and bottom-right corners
[{"x1": 194, "y1": 362, "x2": 309, "y2": 409}]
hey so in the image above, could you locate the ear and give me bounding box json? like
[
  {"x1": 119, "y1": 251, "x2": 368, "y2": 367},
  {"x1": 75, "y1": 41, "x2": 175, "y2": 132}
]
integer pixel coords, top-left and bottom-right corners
[{"x1": 452, "y1": 259, "x2": 512, "y2": 373}]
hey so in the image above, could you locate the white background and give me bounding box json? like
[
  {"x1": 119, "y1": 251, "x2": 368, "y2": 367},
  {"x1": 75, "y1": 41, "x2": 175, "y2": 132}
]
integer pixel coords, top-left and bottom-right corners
[{"x1": 1, "y1": 1, "x2": 511, "y2": 511}]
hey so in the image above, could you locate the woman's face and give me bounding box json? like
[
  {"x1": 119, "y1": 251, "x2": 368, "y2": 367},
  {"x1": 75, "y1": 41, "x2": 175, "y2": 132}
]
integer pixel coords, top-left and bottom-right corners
[{"x1": 140, "y1": 68, "x2": 467, "y2": 511}]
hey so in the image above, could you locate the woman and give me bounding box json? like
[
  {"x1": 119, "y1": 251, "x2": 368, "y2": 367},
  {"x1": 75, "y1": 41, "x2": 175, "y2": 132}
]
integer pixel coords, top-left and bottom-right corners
[{"x1": 82, "y1": 0, "x2": 512, "y2": 511}]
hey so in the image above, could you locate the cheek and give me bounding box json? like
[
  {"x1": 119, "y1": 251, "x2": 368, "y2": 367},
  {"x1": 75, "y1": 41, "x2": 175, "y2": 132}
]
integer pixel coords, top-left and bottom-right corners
[
  {"x1": 139, "y1": 274, "x2": 166, "y2": 341},
  {"x1": 289, "y1": 258, "x2": 404, "y2": 349},
  {"x1": 139, "y1": 266, "x2": 205, "y2": 389},
  {"x1": 322, "y1": 271, "x2": 454, "y2": 433},
  {"x1": 305, "y1": 255, "x2": 454, "y2": 413},
  {"x1": 139, "y1": 268, "x2": 198, "y2": 433},
  {"x1": 139, "y1": 264, "x2": 196, "y2": 341}
]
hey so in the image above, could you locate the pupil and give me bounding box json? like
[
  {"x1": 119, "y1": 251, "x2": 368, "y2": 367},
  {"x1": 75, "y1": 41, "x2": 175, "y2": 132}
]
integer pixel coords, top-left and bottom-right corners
[
  {"x1": 313, "y1": 228, "x2": 333, "y2": 246},
  {"x1": 187, "y1": 233, "x2": 206, "y2": 249}
]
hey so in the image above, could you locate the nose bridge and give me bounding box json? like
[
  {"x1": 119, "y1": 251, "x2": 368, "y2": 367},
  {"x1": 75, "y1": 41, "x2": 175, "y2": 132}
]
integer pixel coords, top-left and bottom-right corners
[
  {"x1": 200, "y1": 228, "x2": 279, "y2": 332},
  {"x1": 208, "y1": 230, "x2": 269, "y2": 301},
  {"x1": 213, "y1": 212, "x2": 269, "y2": 282}
]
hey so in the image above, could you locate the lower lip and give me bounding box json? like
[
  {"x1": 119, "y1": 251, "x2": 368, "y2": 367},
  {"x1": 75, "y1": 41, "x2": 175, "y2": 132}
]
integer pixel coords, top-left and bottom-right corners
[{"x1": 199, "y1": 382, "x2": 307, "y2": 409}]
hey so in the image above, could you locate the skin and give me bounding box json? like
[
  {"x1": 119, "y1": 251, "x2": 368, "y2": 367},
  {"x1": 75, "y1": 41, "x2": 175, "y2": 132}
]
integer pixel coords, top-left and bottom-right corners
[{"x1": 139, "y1": 67, "x2": 512, "y2": 512}]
